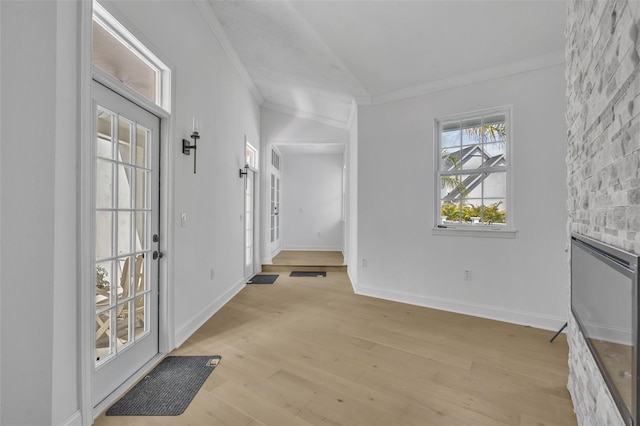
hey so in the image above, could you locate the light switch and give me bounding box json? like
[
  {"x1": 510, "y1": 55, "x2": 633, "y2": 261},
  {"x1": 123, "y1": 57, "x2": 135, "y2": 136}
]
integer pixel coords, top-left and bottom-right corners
[{"x1": 181, "y1": 213, "x2": 187, "y2": 227}]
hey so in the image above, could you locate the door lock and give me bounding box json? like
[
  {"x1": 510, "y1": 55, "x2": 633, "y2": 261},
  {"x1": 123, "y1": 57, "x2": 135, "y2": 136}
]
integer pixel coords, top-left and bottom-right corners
[
  {"x1": 153, "y1": 251, "x2": 164, "y2": 260},
  {"x1": 153, "y1": 234, "x2": 160, "y2": 243}
]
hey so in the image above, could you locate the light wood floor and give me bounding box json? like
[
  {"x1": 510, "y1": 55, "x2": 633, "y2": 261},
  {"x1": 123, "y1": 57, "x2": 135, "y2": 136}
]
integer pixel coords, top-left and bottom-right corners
[
  {"x1": 95, "y1": 269, "x2": 576, "y2": 425},
  {"x1": 272, "y1": 250, "x2": 345, "y2": 266}
]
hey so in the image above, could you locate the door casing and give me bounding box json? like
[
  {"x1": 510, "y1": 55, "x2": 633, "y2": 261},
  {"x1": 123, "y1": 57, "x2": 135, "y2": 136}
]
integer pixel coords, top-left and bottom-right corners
[{"x1": 81, "y1": 69, "x2": 175, "y2": 424}]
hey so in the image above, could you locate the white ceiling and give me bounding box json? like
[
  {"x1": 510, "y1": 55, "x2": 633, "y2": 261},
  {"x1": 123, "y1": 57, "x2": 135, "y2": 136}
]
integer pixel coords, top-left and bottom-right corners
[{"x1": 207, "y1": 0, "x2": 566, "y2": 129}]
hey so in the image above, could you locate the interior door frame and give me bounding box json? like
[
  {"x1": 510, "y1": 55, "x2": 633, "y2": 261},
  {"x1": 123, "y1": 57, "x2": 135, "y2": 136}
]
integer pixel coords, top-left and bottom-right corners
[{"x1": 79, "y1": 3, "x2": 175, "y2": 423}]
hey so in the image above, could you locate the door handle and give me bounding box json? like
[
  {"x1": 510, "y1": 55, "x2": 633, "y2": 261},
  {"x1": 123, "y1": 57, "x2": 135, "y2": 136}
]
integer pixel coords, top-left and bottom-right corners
[{"x1": 153, "y1": 251, "x2": 164, "y2": 260}]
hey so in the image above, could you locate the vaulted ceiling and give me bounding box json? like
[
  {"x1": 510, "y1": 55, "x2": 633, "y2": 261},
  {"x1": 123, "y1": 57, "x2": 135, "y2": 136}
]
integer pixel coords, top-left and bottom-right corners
[{"x1": 207, "y1": 0, "x2": 567, "y2": 129}]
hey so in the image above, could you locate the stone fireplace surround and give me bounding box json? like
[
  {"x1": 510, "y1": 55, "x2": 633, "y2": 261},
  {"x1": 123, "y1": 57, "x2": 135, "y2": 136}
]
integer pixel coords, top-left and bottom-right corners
[{"x1": 566, "y1": 1, "x2": 640, "y2": 424}]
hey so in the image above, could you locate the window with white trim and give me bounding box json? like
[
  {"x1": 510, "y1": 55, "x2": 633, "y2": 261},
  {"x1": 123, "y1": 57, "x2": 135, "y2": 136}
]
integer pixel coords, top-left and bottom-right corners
[
  {"x1": 92, "y1": 1, "x2": 171, "y2": 111},
  {"x1": 246, "y1": 141, "x2": 258, "y2": 169},
  {"x1": 435, "y1": 107, "x2": 513, "y2": 232}
]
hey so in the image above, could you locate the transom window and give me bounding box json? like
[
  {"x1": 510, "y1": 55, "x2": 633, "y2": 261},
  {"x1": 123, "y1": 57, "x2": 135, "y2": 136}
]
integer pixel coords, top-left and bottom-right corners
[
  {"x1": 246, "y1": 141, "x2": 258, "y2": 169},
  {"x1": 435, "y1": 107, "x2": 513, "y2": 232},
  {"x1": 92, "y1": 1, "x2": 170, "y2": 111}
]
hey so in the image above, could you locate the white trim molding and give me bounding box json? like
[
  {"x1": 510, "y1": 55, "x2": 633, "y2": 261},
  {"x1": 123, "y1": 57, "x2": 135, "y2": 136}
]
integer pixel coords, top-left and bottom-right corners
[{"x1": 367, "y1": 50, "x2": 565, "y2": 106}]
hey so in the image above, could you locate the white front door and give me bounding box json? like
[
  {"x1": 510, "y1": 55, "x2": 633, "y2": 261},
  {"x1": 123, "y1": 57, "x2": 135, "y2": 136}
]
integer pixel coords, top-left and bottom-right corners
[
  {"x1": 92, "y1": 81, "x2": 160, "y2": 405},
  {"x1": 244, "y1": 169, "x2": 256, "y2": 277}
]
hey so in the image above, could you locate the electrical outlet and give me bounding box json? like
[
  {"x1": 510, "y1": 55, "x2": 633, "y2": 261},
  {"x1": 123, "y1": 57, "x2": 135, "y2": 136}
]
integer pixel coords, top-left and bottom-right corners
[
  {"x1": 362, "y1": 258, "x2": 368, "y2": 268},
  {"x1": 464, "y1": 270, "x2": 472, "y2": 281}
]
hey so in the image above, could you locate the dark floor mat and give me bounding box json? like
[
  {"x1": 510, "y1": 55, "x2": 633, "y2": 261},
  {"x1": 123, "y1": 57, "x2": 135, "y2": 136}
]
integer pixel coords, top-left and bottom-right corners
[
  {"x1": 290, "y1": 271, "x2": 327, "y2": 277},
  {"x1": 106, "y1": 355, "x2": 221, "y2": 416},
  {"x1": 247, "y1": 274, "x2": 279, "y2": 284}
]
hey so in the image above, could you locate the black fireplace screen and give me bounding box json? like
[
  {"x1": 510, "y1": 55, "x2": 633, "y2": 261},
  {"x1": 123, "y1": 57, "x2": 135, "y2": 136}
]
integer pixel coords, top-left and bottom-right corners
[{"x1": 571, "y1": 233, "x2": 639, "y2": 426}]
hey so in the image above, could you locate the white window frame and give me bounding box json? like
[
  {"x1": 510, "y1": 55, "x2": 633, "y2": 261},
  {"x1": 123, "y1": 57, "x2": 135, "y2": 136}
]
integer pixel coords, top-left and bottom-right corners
[
  {"x1": 245, "y1": 138, "x2": 259, "y2": 170},
  {"x1": 433, "y1": 106, "x2": 516, "y2": 238},
  {"x1": 93, "y1": 1, "x2": 171, "y2": 112}
]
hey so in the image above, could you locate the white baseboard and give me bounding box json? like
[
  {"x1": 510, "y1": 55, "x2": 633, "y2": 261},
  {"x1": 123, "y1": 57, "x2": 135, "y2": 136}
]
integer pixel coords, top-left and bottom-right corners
[
  {"x1": 347, "y1": 266, "x2": 357, "y2": 293},
  {"x1": 174, "y1": 278, "x2": 245, "y2": 347},
  {"x1": 354, "y1": 284, "x2": 566, "y2": 331},
  {"x1": 58, "y1": 410, "x2": 82, "y2": 426}
]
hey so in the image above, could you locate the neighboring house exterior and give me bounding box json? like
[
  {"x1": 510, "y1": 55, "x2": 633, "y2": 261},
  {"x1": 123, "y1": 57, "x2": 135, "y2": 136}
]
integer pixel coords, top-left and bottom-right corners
[{"x1": 441, "y1": 145, "x2": 506, "y2": 203}]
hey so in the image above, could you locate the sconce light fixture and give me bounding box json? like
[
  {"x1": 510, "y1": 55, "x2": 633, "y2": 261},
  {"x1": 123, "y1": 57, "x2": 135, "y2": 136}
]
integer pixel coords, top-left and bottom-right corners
[
  {"x1": 239, "y1": 164, "x2": 249, "y2": 178},
  {"x1": 182, "y1": 118, "x2": 200, "y2": 174}
]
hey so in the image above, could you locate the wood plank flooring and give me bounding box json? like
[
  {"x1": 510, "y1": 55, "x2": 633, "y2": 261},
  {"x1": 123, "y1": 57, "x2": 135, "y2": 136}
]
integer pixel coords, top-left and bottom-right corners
[
  {"x1": 272, "y1": 250, "x2": 344, "y2": 266},
  {"x1": 95, "y1": 268, "x2": 576, "y2": 425}
]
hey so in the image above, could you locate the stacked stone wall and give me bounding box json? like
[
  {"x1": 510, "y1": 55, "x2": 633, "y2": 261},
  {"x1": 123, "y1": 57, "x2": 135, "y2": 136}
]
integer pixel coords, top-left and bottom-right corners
[{"x1": 566, "y1": 0, "x2": 640, "y2": 424}]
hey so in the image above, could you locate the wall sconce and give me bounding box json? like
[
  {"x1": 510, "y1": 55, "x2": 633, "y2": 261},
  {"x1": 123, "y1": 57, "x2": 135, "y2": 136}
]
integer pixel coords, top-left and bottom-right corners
[{"x1": 182, "y1": 118, "x2": 199, "y2": 174}]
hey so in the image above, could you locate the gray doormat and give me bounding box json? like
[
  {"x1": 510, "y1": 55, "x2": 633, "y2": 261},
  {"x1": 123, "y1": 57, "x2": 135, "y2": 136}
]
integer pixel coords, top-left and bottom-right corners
[
  {"x1": 248, "y1": 274, "x2": 279, "y2": 284},
  {"x1": 106, "y1": 355, "x2": 221, "y2": 416},
  {"x1": 290, "y1": 271, "x2": 327, "y2": 277}
]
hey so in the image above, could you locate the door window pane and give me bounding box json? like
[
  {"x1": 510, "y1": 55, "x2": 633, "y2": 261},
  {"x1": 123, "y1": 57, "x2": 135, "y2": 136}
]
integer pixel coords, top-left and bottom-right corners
[
  {"x1": 136, "y1": 126, "x2": 149, "y2": 168},
  {"x1": 97, "y1": 109, "x2": 115, "y2": 160},
  {"x1": 116, "y1": 306, "x2": 130, "y2": 348},
  {"x1": 95, "y1": 212, "x2": 113, "y2": 260},
  {"x1": 135, "y1": 212, "x2": 148, "y2": 251},
  {"x1": 96, "y1": 260, "x2": 113, "y2": 307},
  {"x1": 117, "y1": 165, "x2": 133, "y2": 209},
  {"x1": 95, "y1": 311, "x2": 112, "y2": 362},
  {"x1": 117, "y1": 212, "x2": 132, "y2": 255},
  {"x1": 134, "y1": 295, "x2": 146, "y2": 337},
  {"x1": 135, "y1": 170, "x2": 148, "y2": 210},
  {"x1": 118, "y1": 118, "x2": 133, "y2": 164},
  {"x1": 96, "y1": 160, "x2": 114, "y2": 209}
]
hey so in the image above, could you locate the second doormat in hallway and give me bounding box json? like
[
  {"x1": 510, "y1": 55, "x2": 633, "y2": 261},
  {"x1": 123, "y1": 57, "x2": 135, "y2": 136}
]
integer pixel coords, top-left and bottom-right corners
[
  {"x1": 106, "y1": 355, "x2": 221, "y2": 416},
  {"x1": 290, "y1": 271, "x2": 327, "y2": 277},
  {"x1": 247, "y1": 274, "x2": 279, "y2": 284}
]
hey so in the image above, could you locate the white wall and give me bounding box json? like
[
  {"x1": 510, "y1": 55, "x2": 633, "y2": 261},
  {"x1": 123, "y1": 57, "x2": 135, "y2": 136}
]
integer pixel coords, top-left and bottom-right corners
[
  {"x1": 107, "y1": 0, "x2": 261, "y2": 345},
  {"x1": 1, "y1": 1, "x2": 80, "y2": 425},
  {"x1": 281, "y1": 153, "x2": 343, "y2": 251},
  {"x1": 1, "y1": 1, "x2": 261, "y2": 424},
  {"x1": 357, "y1": 64, "x2": 568, "y2": 329}
]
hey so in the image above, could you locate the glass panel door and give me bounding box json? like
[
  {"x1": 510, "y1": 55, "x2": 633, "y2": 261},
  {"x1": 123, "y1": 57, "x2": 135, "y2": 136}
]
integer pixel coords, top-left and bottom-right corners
[
  {"x1": 92, "y1": 81, "x2": 160, "y2": 405},
  {"x1": 244, "y1": 170, "x2": 255, "y2": 277}
]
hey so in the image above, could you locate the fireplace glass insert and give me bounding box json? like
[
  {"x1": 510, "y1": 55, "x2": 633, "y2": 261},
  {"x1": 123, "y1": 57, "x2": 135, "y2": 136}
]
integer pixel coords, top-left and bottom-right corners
[{"x1": 571, "y1": 233, "x2": 639, "y2": 425}]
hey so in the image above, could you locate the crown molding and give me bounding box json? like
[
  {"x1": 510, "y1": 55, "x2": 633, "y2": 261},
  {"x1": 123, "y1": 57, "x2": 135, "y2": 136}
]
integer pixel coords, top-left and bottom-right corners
[
  {"x1": 360, "y1": 50, "x2": 566, "y2": 106},
  {"x1": 194, "y1": 1, "x2": 264, "y2": 105},
  {"x1": 262, "y1": 101, "x2": 351, "y2": 130}
]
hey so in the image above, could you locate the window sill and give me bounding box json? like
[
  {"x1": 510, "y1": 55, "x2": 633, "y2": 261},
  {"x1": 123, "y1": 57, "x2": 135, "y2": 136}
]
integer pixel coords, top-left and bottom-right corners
[{"x1": 432, "y1": 226, "x2": 517, "y2": 239}]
